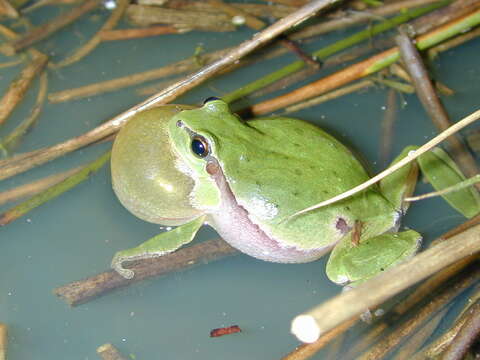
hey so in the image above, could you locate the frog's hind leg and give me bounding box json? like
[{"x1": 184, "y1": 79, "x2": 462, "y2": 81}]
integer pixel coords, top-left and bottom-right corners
[
  {"x1": 379, "y1": 145, "x2": 419, "y2": 214},
  {"x1": 326, "y1": 229, "x2": 422, "y2": 287}
]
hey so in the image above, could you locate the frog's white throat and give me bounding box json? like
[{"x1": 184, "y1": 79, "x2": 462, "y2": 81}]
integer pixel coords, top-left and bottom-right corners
[{"x1": 205, "y1": 158, "x2": 333, "y2": 263}]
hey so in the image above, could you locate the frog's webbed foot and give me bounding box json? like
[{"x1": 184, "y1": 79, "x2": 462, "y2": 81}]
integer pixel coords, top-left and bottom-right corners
[{"x1": 111, "y1": 216, "x2": 206, "y2": 279}]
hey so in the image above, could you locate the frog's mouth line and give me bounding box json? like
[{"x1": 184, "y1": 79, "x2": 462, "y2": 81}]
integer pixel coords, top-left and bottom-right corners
[{"x1": 204, "y1": 158, "x2": 333, "y2": 263}]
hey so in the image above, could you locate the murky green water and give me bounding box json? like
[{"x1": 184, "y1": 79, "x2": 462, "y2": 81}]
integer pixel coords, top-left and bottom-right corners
[{"x1": 0, "y1": 2, "x2": 479, "y2": 359}]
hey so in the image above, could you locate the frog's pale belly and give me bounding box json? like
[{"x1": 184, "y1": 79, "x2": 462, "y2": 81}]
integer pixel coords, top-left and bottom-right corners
[{"x1": 206, "y1": 160, "x2": 334, "y2": 263}]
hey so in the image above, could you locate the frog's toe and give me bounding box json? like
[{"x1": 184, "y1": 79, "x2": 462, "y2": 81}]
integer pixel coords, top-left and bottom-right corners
[{"x1": 111, "y1": 253, "x2": 135, "y2": 279}]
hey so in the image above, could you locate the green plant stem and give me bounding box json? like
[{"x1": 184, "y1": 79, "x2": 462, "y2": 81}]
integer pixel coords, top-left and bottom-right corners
[
  {"x1": 221, "y1": 1, "x2": 449, "y2": 103},
  {"x1": 0, "y1": 151, "x2": 111, "y2": 226}
]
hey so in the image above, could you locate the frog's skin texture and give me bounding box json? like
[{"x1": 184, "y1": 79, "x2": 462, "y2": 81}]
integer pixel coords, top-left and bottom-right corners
[{"x1": 111, "y1": 100, "x2": 474, "y2": 285}]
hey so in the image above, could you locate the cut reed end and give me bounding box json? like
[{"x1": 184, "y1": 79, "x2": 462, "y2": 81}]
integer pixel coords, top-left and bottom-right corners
[{"x1": 291, "y1": 314, "x2": 321, "y2": 343}]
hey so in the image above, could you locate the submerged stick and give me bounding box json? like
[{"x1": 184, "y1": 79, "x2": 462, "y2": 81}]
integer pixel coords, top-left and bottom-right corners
[
  {"x1": 99, "y1": 26, "x2": 180, "y2": 41},
  {"x1": 0, "y1": 54, "x2": 48, "y2": 128},
  {"x1": 0, "y1": 0, "x2": 341, "y2": 181},
  {"x1": 440, "y1": 298, "x2": 480, "y2": 360},
  {"x1": 395, "y1": 28, "x2": 480, "y2": 185},
  {"x1": 54, "y1": 238, "x2": 238, "y2": 306},
  {"x1": 1, "y1": 71, "x2": 48, "y2": 156},
  {"x1": 51, "y1": 0, "x2": 129, "y2": 68},
  {"x1": 251, "y1": 9, "x2": 480, "y2": 115},
  {"x1": 357, "y1": 266, "x2": 479, "y2": 360},
  {"x1": 0, "y1": 151, "x2": 111, "y2": 226},
  {"x1": 290, "y1": 224, "x2": 480, "y2": 343},
  {"x1": 4, "y1": 0, "x2": 101, "y2": 54}
]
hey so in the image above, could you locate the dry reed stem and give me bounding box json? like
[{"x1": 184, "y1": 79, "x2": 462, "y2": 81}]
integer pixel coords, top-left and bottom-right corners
[
  {"x1": 50, "y1": 0, "x2": 129, "y2": 68},
  {"x1": 208, "y1": 0, "x2": 265, "y2": 30},
  {"x1": 96, "y1": 343, "x2": 128, "y2": 360},
  {"x1": 54, "y1": 238, "x2": 238, "y2": 306},
  {"x1": 440, "y1": 298, "x2": 480, "y2": 360},
  {"x1": 0, "y1": 323, "x2": 6, "y2": 360},
  {"x1": 291, "y1": 224, "x2": 480, "y2": 343},
  {"x1": 395, "y1": 28, "x2": 480, "y2": 185},
  {"x1": 0, "y1": 166, "x2": 82, "y2": 206},
  {"x1": 0, "y1": 53, "x2": 48, "y2": 128},
  {"x1": 126, "y1": 5, "x2": 236, "y2": 32},
  {"x1": 282, "y1": 318, "x2": 358, "y2": 360},
  {"x1": 1, "y1": 71, "x2": 48, "y2": 155},
  {"x1": 0, "y1": 0, "x2": 341, "y2": 181},
  {"x1": 4, "y1": 0, "x2": 101, "y2": 54},
  {"x1": 0, "y1": 0, "x2": 18, "y2": 18},
  {"x1": 99, "y1": 25, "x2": 180, "y2": 41}
]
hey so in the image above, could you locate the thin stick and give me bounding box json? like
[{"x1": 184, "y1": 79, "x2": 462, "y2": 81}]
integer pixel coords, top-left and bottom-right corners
[
  {"x1": 99, "y1": 26, "x2": 180, "y2": 41},
  {"x1": 53, "y1": 238, "x2": 238, "y2": 306},
  {"x1": 379, "y1": 89, "x2": 398, "y2": 167},
  {"x1": 440, "y1": 298, "x2": 480, "y2": 360},
  {"x1": 286, "y1": 109, "x2": 480, "y2": 219},
  {"x1": 0, "y1": 151, "x2": 111, "y2": 226},
  {"x1": 0, "y1": 0, "x2": 341, "y2": 181},
  {"x1": 0, "y1": 166, "x2": 82, "y2": 206},
  {"x1": 96, "y1": 343, "x2": 127, "y2": 360},
  {"x1": 281, "y1": 318, "x2": 358, "y2": 360},
  {"x1": 0, "y1": 323, "x2": 6, "y2": 360},
  {"x1": 0, "y1": 53, "x2": 48, "y2": 128},
  {"x1": 405, "y1": 175, "x2": 480, "y2": 202},
  {"x1": 395, "y1": 27, "x2": 480, "y2": 185},
  {"x1": 283, "y1": 79, "x2": 374, "y2": 114},
  {"x1": 290, "y1": 224, "x2": 480, "y2": 343},
  {"x1": 50, "y1": 0, "x2": 129, "y2": 68},
  {"x1": 4, "y1": 0, "x2": 101, "y2": 54},
  {"x1": 1, "y1": 71, "x2": 48, "y2": 156},
  {"x1": 429, "y1": 24, "x2": 480, "y2": 58},
  {"x1": 250, "y1": 9, "x2": 480, "y2": 115},
  {"x1": 0, "y1": 0, "x2": 18, "y2": 18},
  {"x1": 356, "y1": 266, "x2": 479, "y2": 360}
]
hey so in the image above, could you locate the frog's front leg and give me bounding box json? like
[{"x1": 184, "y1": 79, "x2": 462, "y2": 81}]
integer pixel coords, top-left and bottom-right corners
[{"x1": 112, "y1": 216, "x2": 206, "y2": 279}]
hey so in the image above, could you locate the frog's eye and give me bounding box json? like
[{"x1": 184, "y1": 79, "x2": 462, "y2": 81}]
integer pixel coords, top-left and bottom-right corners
[
  {"x1": 191, "y1": 136, "x2": 210, "y2": 158},
  {"x1": 203, "y1": 96, "x2": 220, "y2": 104}
]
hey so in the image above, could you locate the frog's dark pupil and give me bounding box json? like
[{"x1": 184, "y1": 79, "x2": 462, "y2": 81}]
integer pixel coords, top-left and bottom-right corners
[{"x1": 191, "y1": 137, "x2": 208, "y2": 157}]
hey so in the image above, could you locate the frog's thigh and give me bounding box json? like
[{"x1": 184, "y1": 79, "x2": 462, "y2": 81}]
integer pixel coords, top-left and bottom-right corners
[
  {"x1": 380, "y1": 146, "x2": 419, "y2": 213},
  {"x1": 326, "y1": 230, "x2": 421, "y2": 285},
  {"x1": 112, "y1": 216, "x2": 205, "y2": 279}
]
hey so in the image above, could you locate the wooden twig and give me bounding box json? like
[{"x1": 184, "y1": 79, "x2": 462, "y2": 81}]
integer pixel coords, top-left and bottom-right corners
[
  {"x1": 290, "y1": 224, "x2": 480, "y2": 343},
  {"x1": 250, "y1": 8, "x2": 480, "y2": 115},
  {"x1": 4, "y1": 0, "x2": 101, "y2": 55},
  {"x1": 99, "y1": 25, "x2": 180, "y2": 41},
  {"x1": 0, "y1": 166, "x2": 82, "y2": 206},
  {"x1": 282, "y1": 318, "x2": 358, "y2": 360},
  {"x1": 0, "y1": 151, "x2": 111, "y2": 226},
  {"x1": 395, "y1": 27, "x2": 480, "y2": 186},
  {"x1": 286, "y1": 109, "x2": 480, "y2": 218},
  {"x1": 96, "y1": 343, "x2": 127, "y2": 360},
  {"x1": 51, "y1": 0, "x2": 129, "y2": 68},
  {"x1": 0, "y1": 0, "x2": 341, "y2": 181},
  {"x1": 125, "y1": 5, "x2": 236, "y2": 32},
  {"x1": 1, "y1": 71, "x2": 48, "y2": 156},
  {"x1": 0, "y1": 0, "x2": 18, "y2": 18},
  {"x1": 53, "y1": 238, "x2": 238, "y2": 306},
  {"x1": 357, "y1": 267, "x2": 478, "y2": 360},
  {"x1": 283, "y1": 79, "x2": 373, "y2": 114},
  {"x1": 440, "y1": 298, "x2": 480, "y2": 360},
  {"x1": 0, "y1": 323, "x2": 6, "y2": 360},
  {"x1": 0, "y1": 53, "x2": 48, "y2": 128}
]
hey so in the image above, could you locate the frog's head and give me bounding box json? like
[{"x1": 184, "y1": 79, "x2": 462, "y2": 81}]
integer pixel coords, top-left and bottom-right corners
[{"x1": 111, "y1": 100, "x2": 241, "y2": 226}]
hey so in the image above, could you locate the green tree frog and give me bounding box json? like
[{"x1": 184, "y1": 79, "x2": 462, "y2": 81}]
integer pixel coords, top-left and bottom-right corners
[{"x1": 110, "y1": 99, "x2": 480, "y2": 286}]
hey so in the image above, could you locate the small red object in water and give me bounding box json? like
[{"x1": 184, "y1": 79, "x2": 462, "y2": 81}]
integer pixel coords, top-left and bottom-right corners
[{"x1": 210, "y1": 325, "x2": 242, "y2": 337}]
